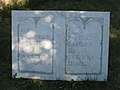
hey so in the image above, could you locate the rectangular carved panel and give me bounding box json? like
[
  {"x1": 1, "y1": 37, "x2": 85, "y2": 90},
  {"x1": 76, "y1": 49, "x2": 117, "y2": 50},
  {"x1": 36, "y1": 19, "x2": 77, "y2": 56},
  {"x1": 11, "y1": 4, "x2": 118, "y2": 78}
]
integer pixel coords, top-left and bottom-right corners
[{"x1": 12, "y1": 11, "x2": 110, "y2": 81}]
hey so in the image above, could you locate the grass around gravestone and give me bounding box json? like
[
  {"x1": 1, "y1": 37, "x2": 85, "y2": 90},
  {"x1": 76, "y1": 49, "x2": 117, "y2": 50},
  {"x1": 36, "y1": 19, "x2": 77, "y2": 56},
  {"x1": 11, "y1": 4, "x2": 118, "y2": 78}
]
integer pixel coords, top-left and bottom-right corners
[{"x1": 0, "y1": 0, "x2": 120, "y2": 90}]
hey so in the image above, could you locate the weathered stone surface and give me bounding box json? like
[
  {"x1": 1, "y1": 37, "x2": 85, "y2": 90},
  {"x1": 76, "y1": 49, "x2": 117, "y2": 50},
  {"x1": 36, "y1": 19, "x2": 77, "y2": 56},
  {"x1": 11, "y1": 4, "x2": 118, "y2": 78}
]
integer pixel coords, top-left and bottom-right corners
[{"x1": 12, "y1": 11, "x2": 110, "y2": 81}]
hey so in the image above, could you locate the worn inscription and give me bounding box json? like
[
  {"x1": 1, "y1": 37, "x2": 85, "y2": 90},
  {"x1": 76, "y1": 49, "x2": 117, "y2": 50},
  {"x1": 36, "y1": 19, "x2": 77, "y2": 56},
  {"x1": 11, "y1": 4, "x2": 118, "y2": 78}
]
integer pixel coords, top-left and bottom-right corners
[
  {"x1": 66, "y1": 17, "x2": 102, "y2": 74},
  {"x1": 18, "y1": 17, "x2": 54, "y2": 73}
]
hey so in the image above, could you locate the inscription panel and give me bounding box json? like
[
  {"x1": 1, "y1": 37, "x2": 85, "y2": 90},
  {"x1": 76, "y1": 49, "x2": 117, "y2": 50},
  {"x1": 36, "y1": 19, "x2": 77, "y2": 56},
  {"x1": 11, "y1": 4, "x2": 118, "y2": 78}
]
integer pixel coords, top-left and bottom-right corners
[
  {"x1": 18, "y1": 16, "x2": 54, "y2": 74},
  {"x1": 66, "y1": 17, "x2": 103, "y2": 74}
]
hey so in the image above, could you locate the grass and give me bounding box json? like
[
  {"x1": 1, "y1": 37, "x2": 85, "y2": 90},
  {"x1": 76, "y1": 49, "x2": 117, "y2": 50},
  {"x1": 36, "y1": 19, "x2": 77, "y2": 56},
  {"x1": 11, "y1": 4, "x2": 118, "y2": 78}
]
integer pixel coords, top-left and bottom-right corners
[{"x1": 0, "y1": 0, "x2": 120, "y2": 90}]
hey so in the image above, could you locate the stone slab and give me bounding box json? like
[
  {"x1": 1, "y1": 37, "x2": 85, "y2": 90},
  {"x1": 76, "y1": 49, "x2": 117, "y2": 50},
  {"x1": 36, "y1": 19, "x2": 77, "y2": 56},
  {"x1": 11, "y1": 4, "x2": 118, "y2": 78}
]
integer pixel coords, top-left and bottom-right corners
[{"x1": 12, "y1": 11, "x2": 110, "y2": 81}]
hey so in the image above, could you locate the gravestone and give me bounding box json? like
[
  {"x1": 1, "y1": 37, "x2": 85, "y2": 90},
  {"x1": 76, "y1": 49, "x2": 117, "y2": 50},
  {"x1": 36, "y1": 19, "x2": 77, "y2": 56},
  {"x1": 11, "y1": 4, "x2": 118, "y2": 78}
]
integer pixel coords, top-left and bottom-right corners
[{"x1": 12, "y1": 11, "x2": 110, "y2": 81}]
